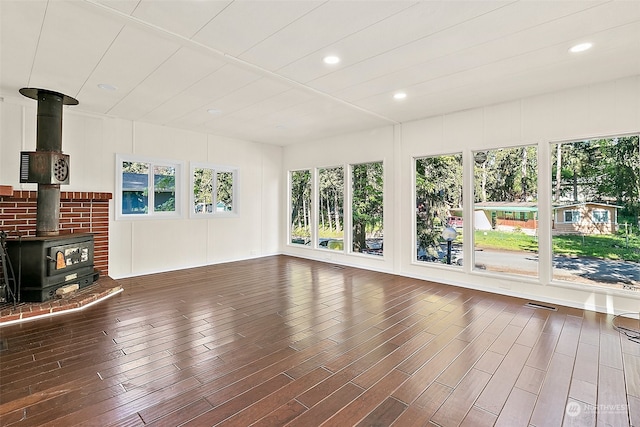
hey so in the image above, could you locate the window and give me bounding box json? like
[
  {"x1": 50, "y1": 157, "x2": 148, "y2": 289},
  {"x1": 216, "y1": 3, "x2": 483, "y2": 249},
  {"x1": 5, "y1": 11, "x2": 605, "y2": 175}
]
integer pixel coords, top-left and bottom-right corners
[
  {"x1": 564, "y1": 210, "x2": 580, "y2": 223},
  {"x1": 551, "y1": 135, "x2": 639, "y2": 292},
  {"x1": 191, "y1": 163, "x2": 237, "y2": 216},
  {"x1": 352, "y1": 162, "x2": 383, "y2": 256},
  {"x1": 415, "y1": 154, "x2": 463, "y2": 266},
  {"x1": 290, "y1": 170, "x2": 312, "y2": 245},
  {"x1": 592, "y1": 209, "x2": 608, "y2": 223},
  {"x1": 473, "y1": 145, "x2": 538, "y2": 277},
  {"x1": 318, "y1": 166, "x2": 344, "y2": 251},
  {"x1": 116, "y1": 155, "x2": 182, "y2": 218}
]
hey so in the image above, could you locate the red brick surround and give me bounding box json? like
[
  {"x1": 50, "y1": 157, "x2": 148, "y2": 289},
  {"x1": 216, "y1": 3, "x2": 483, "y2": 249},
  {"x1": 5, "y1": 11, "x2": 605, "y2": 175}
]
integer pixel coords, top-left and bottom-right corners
[{"x1": 0, "y1": 190, "x2": 111, "y2": 276}]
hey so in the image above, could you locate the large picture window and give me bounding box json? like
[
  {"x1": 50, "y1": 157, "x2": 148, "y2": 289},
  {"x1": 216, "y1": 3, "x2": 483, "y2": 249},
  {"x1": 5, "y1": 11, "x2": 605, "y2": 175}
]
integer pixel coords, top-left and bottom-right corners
[
  {"x1": 318, "y1": 166, "x2": 344, "y2": 251},
  {"x1": 191, "y1": 164, "x2": 237, "y2": 216},
  {"x1": 551, "y1": 135, "x2": 639, "y2": 292},
  {"x1": 352, "y1": 162, "x2": 383, "y2": 256},
  {"x1": 290, "y1": 170, "x2": 312, "y2": 245},
  {"x1": 116, "y1": 155, "x2": 182, "y2": 218},
  {"x1": 415, "y1": 154, "x2": 463, "y2": 266},
  {"x1": 473, "y1": 146, "x2": 538, "y2": 277}
]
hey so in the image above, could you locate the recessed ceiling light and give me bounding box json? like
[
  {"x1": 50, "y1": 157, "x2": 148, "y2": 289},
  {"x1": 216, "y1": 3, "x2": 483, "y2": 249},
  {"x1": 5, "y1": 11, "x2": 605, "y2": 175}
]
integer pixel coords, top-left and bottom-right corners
[
  {"x1": 393, "y1": 92, "x2": 407, "y2": 100},
  {"x1": 323, "y1": 55, "x2": 340, "y2": 65},
  {"x1": 97, "y1": 83, "x2": 117, "y2": 91},
  {"x1": 569, "y1": 42, "x2": 593, "y2": 53},
  {"x1": 207, "y1": 108, "x2": 222, "y2": 115}
]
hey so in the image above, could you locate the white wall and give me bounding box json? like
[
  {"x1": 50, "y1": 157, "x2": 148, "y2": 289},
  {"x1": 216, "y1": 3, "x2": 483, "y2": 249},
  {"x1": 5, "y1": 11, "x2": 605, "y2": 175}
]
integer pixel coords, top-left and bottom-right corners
[
  {"x1": 0, "y1": 95, "x2": 282, "y2": 279},
  {"x1": 281, "y1": 75, "x2": 640, "y2": 315}
]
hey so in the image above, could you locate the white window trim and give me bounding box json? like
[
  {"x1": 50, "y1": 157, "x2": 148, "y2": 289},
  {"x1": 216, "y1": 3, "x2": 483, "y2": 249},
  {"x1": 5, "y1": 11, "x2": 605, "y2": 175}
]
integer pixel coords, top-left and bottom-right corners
[
  {"x1": 190, "y1": 162, "x2": 239, "y2": 218},
  {"x1": 115, "y1": 154, "x2": 184, "y2": 220}
]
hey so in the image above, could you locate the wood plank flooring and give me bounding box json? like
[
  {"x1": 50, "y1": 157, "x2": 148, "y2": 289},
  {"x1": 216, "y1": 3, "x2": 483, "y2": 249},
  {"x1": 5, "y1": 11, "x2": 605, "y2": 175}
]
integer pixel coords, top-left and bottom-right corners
[{"x1": 0, "y1": 255, "x2": 638, "y2": 426}]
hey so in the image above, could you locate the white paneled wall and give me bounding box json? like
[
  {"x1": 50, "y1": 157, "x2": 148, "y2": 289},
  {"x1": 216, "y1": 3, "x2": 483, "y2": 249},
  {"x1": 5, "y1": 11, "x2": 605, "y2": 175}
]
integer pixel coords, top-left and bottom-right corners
[
  {"x1": 282, "y1": 75, "x2": 640, "y2": 315},
  {"x1": 0, "y1": 97, "x2": 282, "y2": 279}
]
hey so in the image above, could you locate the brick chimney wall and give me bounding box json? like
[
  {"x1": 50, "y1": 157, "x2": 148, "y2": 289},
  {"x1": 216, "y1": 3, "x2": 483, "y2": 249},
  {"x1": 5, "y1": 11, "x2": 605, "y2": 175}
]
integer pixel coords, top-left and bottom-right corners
[{"x1": 0, "y1": 191, "x2": 111, "y2": 276}]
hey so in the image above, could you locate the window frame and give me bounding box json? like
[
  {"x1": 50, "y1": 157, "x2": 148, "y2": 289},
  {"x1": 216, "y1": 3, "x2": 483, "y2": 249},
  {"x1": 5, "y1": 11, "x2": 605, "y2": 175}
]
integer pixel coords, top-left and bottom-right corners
[
  {"x1": 189, "y1": 162, "x2": 239, "y2": 218},
  {"x1": 115, "y1": 154, "x2": 183, "y2": 220}
]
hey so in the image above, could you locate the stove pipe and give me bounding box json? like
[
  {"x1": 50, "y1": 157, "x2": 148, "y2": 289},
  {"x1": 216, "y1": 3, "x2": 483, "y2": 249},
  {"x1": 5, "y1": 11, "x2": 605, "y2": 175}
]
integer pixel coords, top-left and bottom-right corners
[{"x1": 19, "y1": 88, "x2": 78, "y2": 236}]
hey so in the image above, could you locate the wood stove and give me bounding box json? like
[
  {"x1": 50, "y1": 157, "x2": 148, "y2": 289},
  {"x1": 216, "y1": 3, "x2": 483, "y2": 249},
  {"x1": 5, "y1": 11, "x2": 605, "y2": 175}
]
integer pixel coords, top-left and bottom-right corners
[
  {"x1": 6, "y1": 234, "x2": 96, "y2": 302},
  {"x1": 5, "y1": 88, "x2": 96, "y2": 302}
]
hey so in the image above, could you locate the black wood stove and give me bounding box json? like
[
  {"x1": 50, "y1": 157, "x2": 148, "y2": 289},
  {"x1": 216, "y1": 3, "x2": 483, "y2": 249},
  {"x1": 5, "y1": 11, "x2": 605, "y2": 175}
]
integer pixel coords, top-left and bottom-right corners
[
  {"x1": 6, "y1": 234, "x2": 96, "y2": 302},
  {"x1": 5, "y1": 88, "x2": 96, "y2": 302}
]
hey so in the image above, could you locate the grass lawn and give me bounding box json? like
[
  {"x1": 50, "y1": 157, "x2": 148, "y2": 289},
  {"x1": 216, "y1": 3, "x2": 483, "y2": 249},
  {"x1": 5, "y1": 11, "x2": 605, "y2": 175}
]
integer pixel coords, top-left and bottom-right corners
[{"x1": 474, "y1": 230, "x2": 640, "y2": 263}]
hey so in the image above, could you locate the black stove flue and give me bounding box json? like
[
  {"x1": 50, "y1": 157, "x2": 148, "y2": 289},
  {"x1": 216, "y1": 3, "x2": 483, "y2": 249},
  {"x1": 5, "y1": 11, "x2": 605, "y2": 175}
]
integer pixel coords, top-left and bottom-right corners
[{"x1": 19, "y1": 87, "x2": 78, "y2": 236}]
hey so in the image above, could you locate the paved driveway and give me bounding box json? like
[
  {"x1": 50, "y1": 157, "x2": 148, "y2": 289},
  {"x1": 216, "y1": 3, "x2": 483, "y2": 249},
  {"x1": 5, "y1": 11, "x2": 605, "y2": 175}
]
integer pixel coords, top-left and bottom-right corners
[{"x1": 473, "y1": 249, "x2": 640, "y2": 289}]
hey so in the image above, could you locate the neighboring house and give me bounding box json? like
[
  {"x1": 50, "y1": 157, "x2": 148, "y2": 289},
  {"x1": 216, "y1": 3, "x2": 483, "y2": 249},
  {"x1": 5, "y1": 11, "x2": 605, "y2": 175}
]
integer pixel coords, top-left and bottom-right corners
[
  {"x1": 553, "y1": 202, "x2": 620, "y2": 235},
  {"x1": 195, "y1": 201, "x2": 229, "y2": 213},
  {"x1": 121, "y1": 172, "x2": 148, "y2": 214},
  {"x1": 474, "y1": 201, "x2": 539, "y2": 235},
  {"x1": 472, "y1": 201, "x2": 620, "y2": 235},
  {"x1": 122, "y1": 172, "x2": 175, "y2": 214}
]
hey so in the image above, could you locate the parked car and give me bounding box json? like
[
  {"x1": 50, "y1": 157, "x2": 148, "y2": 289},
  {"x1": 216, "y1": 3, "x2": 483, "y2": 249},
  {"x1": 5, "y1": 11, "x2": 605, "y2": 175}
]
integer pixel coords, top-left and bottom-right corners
[{"x1": 364, "y1": 239, "x2": 383, "y2": 255}]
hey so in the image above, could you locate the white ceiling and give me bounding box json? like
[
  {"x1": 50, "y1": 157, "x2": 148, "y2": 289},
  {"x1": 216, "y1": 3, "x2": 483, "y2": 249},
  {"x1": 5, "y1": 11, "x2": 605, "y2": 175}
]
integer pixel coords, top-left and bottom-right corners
[{"x1": 2, "y1": 0, "x2": 639, "y2": 146}]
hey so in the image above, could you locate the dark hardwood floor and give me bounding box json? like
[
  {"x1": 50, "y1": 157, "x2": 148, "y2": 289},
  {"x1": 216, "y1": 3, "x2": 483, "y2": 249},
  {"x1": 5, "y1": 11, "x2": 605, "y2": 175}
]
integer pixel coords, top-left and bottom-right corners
[{"x1": 1, "y1": 255, "x2": 638, "y2": 426}]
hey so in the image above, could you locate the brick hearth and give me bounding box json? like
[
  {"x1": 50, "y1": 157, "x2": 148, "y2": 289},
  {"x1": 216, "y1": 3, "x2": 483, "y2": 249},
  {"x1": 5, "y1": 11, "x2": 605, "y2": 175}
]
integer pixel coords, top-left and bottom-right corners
[{"x1": 0, "y1": 276, "x2": 122, "y2": 324}]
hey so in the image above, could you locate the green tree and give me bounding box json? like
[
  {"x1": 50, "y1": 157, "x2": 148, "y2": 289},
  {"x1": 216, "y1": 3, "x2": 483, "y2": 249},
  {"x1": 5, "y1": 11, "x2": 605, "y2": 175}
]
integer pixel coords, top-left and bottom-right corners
[
  {"x1": 481, "y1": 147, "x2": 537, "y2": 202},
  {"x1": 154, "y1": 166, "x2": 175, "y2": 212},
  {"x1": 216, "y1": 172, "x2": 233, "y2": 210},
  {"x1": 122, "y1": 161, "x2": 148, "y2": 174},
  {"x1": 552, "y1": 141, "x2": 599, "y2": 202},
  {"x1": 352, "y1": 162, "x2": 383, "y2": 253},
  {"x1": 193, "y1": 168, "x2": 213, "y2": 206},
  {"x1": 318, "y1": 166, "x2": 344, "y2": 237},
  {"x1": 595, "y1": 136, "x2": 640, "y2": 219}
]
